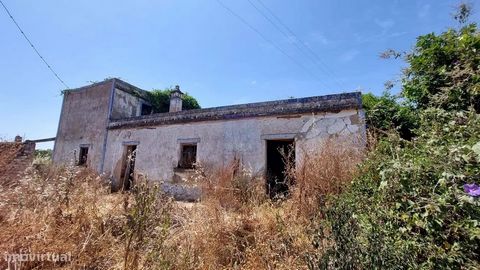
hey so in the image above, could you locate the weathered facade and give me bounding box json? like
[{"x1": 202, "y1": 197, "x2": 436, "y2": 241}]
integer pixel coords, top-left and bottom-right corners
[{"x1": 53, "y1": 78, "x2": 365, "y2": 198}]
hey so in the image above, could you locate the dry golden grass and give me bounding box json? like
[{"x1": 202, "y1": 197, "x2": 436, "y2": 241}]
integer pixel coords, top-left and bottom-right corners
[
  {"x1": 0, "y1": 166, "x2": 126, "y2": 269},
  {"x1": 0, "y1": 139, "x2": 363, "y2": 269}
]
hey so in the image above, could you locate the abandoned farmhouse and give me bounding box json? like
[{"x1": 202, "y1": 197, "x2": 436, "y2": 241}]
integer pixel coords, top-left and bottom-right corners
[{"x1": 52, "y1": 78, "x2": 366, "y2": 197}]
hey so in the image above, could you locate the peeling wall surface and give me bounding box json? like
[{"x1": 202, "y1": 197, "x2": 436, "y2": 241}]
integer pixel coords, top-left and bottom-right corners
[
  {"x1": 53, "y1": 78, "x2": 366, "y2": 195},
  {"x1": 110, "y1": 88, "x2": 145, "y2": 120},
  {"x1": 103, "y1": 109, "x2": 365, "y2": 189}
]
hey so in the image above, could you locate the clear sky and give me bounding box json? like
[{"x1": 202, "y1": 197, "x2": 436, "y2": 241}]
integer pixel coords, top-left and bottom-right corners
[{"x1": 1, "y1": 0, "x2": 477, "y2": 149}]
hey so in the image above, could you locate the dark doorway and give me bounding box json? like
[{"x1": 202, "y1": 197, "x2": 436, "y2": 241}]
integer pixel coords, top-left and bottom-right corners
[
  {"x1": 178, "y1": 144, "x2": 197, "y2": 169},
  {"x1": 266, "y1": 139, "x2": 295, "y2": 199},
  {"x1": 141, "y1": 103, "x2": 152, "y2": 115},
  {"x1": 120, "y1": 145, "x2": 137, "y2": 191},
  {"x1": 78, "y1": 146, "x2": 89, "y2": 166}
]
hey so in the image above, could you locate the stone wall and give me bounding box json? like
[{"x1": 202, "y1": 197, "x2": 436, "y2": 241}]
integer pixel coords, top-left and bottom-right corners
[
  {"x1": 52, "y1": 80, "x2": 113, "y2": 171},
  {"x1": 110, "y1": 88, "x2": 146, "y2": 120},
  {"x1": 0, "y1": 141, "x2": 35, "y2": 186},
  {"x1": 52, "y1": 78, "x2": 365, "y2": 200},
  {"x1": 102, "y1": 109, "x2": 365, "y2": 190},
  {"x1": 53, "y1": 79, "x2": 152, "y2": 172}
]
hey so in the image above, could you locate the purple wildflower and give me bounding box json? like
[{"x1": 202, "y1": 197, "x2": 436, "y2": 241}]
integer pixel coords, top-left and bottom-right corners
[{"x1": 463, "y1": 183, "x2": 480, "y2": 197}]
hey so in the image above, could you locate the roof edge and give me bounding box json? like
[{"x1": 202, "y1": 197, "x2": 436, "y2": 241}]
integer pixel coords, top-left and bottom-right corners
[
  {"x1": 62, "y1": 78, "x2": 116, "y2": 93},
  {"x1": 62, "y1": 78, "x2": 150, "y2": 100},
  {"x1": 108, "y1": 91, "x2": 362, "y2": 129}
]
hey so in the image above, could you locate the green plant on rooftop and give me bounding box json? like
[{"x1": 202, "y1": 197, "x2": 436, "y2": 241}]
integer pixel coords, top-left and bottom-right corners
[{"x1": 146, "y1": 88, "x2": 201, "y2": 113}]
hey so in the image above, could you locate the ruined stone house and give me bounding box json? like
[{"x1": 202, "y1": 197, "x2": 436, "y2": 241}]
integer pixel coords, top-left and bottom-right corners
[{"x1": 52, "y1": 78, "x2": 365, "y2": 198}]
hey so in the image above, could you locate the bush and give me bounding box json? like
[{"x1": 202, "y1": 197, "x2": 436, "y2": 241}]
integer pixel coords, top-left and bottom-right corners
[
  {"x1": 311, "y1": 109, "x2": 480, "y2": 269},
  {"x1": 147, "y1": 88, "x2": 200, "y2": 113},
  {"x1": 362, "y1": 92, "x2": 418, "y2": 140},
  {"x1": 402, "y1": 23, "x2": 480, "y2": 112}
]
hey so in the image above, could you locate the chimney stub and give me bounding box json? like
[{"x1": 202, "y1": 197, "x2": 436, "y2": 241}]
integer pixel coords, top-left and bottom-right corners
[{"x1": 169, "y1": 85, "x2": 183, "y2": 112}]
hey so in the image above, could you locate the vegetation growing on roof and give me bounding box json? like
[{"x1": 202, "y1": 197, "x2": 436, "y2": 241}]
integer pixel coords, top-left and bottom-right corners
[{"x1": 146, "y1": 88, "x2": 201, "y2": 113}]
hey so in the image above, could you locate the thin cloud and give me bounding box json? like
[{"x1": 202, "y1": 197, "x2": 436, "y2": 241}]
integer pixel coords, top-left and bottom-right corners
[
  {"x1": 339, "y1": 49, "x2": 360, "y2": 62},
  {"x1": 308, "y1": 32, "x2": 330, "y2": 45},
  {"x1": 418, "y1": 4, "x2": 431, "y2": 18},
  {"x1": 374, "y1": 18, "x2": 395, "y2": 32}
]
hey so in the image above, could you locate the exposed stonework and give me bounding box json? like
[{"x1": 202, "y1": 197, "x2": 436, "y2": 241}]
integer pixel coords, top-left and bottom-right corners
[{"x1": 0, "y1": 141, "x2": 35, "y2": 186}]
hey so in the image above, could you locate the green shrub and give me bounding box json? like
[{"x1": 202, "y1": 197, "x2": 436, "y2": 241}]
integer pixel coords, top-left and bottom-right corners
[
  {"x1": 34, "y1": 149, "x2": 52, "y2": 159},
  {"x1": 311, "y1": 109, "x2": 480, "y2": 269},
  {"x1": 147, "y1": 88, "x2": 200, "y2": 113},
  {"x1": 362, "y1": 92, "x2": 418, "y2": 140},
  {"x1": 311, "y1": 7, "x2": 480, "y2": 268}
]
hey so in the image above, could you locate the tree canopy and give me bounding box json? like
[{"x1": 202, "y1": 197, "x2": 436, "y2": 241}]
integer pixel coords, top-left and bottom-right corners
[
  {"x1": 362, "y1": 7, "x2": 479, "y2": 139},
  {"x1": 402, "y1": 23, "x2": 480, "y2": 112}
]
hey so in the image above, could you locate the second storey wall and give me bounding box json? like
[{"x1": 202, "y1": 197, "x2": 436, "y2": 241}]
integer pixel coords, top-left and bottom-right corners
[
  {"x1": 53, "y1": 81, "x2": 113, "y2": 171},
  {"x1": 110, "y1": 87, "x2": 147, "y2": 120}
]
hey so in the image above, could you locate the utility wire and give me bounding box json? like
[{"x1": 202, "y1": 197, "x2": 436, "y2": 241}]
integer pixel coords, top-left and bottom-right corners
[
  {"x1": 254, "y1": 0, "x2": 347, "y2": 90},
  {"x1": 215, "y1": 0, "x2": 329, "y2": 89},
  {"x1": 246, "y1": 0, "x2": 343, "y2": 90},
  {"x1": 0, "y1": 0, "x2": 69, "y2": 89}
]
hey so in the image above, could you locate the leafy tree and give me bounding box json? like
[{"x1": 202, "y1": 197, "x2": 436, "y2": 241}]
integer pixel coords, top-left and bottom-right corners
[
  {"x1": 401, "y1": 4, "x2": 480, "y2": 112},
  {"x1": 362, "y1": 92, "x2": 417, "y2": 140},
  {"x1": 146, "y1": 88, "x2": 201, "y2": 113}
]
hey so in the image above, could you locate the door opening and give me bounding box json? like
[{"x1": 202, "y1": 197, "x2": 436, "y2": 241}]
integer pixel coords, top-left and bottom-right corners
[
  {"x1": 120, "y1": 145, "x2": 137, "y2": 191},
  {"x1": 78, "y1": 146, "x2": 89, "y2": 166},
  {"x1": 266, "y1": 139, "x2": 295, "y2": 199}
]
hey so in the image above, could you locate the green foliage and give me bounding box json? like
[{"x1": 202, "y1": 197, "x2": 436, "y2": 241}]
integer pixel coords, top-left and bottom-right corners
[
  {"x1": 146, "y1": 88, "x2": 201, "y2": 113},
  {"x1": 402, "y1": 23, "x2": 480, "y2": 112},
  {"x1": 362, "y1": 92, "x2": 418, "y2": 140},
  {"x1": 34, "y1": 149, "x2": 52, "y2": 159},
  {"x1": 311, "y1": 6, "x2": 480, "y2": 269},
  {"x1": 312, "y1": 109, "x2": 480, "y2": 269}
]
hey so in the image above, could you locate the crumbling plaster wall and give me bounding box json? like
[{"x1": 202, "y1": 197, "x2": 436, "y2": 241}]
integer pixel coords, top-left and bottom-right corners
[
  {"x1": 53, "y1": 82, "x2": 113, "y2": 171},
  {"x1": 103, "y1": 109, "x2": 365, "y2": 187},
  {"x1": 110, "y1": 88, "x2": 146, "y2": 120}
]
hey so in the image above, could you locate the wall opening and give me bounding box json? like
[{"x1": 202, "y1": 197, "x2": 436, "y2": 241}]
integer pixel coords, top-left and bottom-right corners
[
  {"x1": 120, "y1": 145, "x2": 137, "y2": 191},
  {"x1": 78, "y1": 146, "x2": 89, "y2": 166},
  {"x1": 178, "y1": 144, "x2": 197, "y2": 169},
  {"x1": 141, "y1": 103, "x2": 152, "y2": 115},
  {"x1": 266, "y1": 139, "x2": 295, "y2": 199}
]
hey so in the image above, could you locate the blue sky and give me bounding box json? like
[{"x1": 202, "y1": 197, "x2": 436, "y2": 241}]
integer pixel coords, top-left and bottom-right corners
[{"x1": 1, "y1": 0, "x2": 477, "y2": 149}]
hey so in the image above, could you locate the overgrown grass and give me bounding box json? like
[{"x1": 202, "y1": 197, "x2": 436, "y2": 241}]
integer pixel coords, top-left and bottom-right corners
[{"x1": 0, "y1": 139, "x2": 363, "y2": 269}]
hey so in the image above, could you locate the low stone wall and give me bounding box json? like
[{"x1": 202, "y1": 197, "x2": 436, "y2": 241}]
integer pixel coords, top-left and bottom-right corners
[
  {"x1": 0, "y1": 141, "x2": 35, "y2": 186},
  {"x1": 161, "y1": 182, "x2": 201, "y2": 202}
]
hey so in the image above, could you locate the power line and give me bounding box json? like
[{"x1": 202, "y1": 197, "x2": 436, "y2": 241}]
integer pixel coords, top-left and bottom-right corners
[
  {"x1": 254, "y1": 0, "x2": 347, "y2": 89},
  {"x1": 215, "y1": 0, "x2": 329, "y2": 89},
  {"x1": 246, "y1": 0, "x2": 343, "y2": 90},
  {"x1": 0, "y1": 0, "x2": 69, "y2": 89}
]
